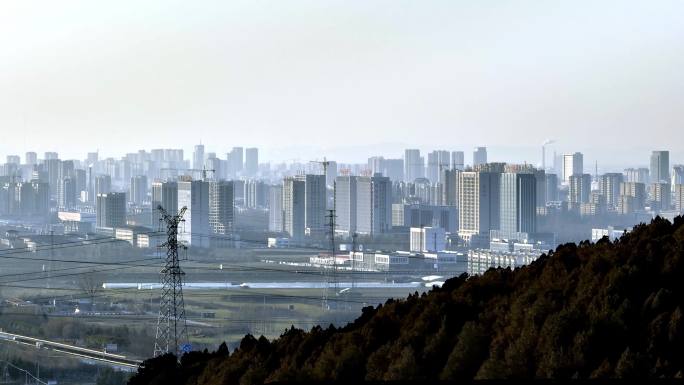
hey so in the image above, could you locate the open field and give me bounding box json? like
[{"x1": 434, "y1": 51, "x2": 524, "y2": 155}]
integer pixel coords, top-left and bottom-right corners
[{"x1": 0, "y1": 243, "x2": 440, "y2": 379}]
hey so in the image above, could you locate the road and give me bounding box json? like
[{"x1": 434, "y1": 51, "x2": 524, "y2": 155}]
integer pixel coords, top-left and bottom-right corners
[{"x1": 0, "y1": 330, "x2": 142, "y2": 370}]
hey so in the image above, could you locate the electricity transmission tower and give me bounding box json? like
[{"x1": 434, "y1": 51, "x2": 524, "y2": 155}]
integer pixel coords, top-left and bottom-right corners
[
  {"x1": 351, "y1": 232, "x2": 358, "y2": 291},
  {"x1": 310, "y1": 158, "x2": 339, "y2": 311},
  {"x1": 153, "y1": 205, "x2": 189, "y2": 358},
  {"x1": 323, "y1": 208, "x2": 338, "y2": 310}
]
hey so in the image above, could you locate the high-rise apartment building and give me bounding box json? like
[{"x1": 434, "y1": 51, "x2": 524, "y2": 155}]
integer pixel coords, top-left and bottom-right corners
[
  {"x1": 335, "y1": 174, "x2": 391, "y2": 236},
  {"x1": 178, "y1": 180, "x2": 210, "y2": 247},
  {"x1": 0, "y1": 183, "x2": 21, "y2": 216},
  {"x1": 164, "y1": 149, "x2": 184, "y2": 165},
  {"x1": 427, "y1": 151, "x2": 439, "y2": 184},
  {"x1": 283, "y1": 176, "x2": 305, "y2": 240},
  {"x1": 86, "y1": 152, "x2": 98, "y2": 166},
  {"x1": 451, "y1": 151, "x2": 465, "y2": 170},
  {"x1": 546, "y1": 173, "x2": 559, "y2": 202},
  {"x1": 151, "y1": 181, "x2": 178, "y2": 225},
  {"x1": 44, "y1": 158, "x2": 61, "y2": 197},
  {"x1": 404, "y1": 149, "x2": 424, "y2": 183},
  {"x1": 675, "y1": 184, "x2": 684, "y2": 212},
  {"x1": 25, "y1": 152, "x2": 37, "y2": 166},
  {"x1": 208, "y1": 180, "x2": 234, "y2": 235},
  {"x1": 473, "y1": 147, "x2": 487, "y2": 167},
  {"x1": 650, "y1": 182, "x2": 671, "y2": 211},
  {"x1": 381, "y1": 159, "x2": 402, "y2": 182},
  {"x1": 302, "y1": 174, "x2": 326, "y2": 236},
  {"x1": 618, "y1": 182, "x2": 646, "y2": 214},
  {"x1": 129, "y1": 175, "x2": 148, "y2": 205},
  {"x1": 95, "y1": 175, "x2": 112, "y2": 196},
  {"x1": 355, "y1": 176, "x2": 373, "y2": 234},
  {"x1": 499, "y1": 172, "x2": 537, "y2": 239},
  {"x1": 6, "y1": 155, "x2": 19, "y2": 165},
  {"x1": 57, "y1": 177, "x2": 76, "y2": 210},
  {"x1": 562, "y1": 152, "x2": 583, "y2": 183},
  {"x1": 533, "y1": 169, "x2": 547, "y2": 209},
  {"x1": 1, "y1": 163, "x2": 19, "y2": 180},
  {"x1": 268, "y1": 185, "x2": 283, "y2": 232},
  {"x1": 624, "y1": 168, "x2": 650, "y2": 184},
  {"x1": 193, "y1": 144, "x2": 205, "y2": 170},
  {"x1": 368, "y1": 156, "x2": 384, "y2": 176},
  {"x1": 204, "y1": 156, "x2": 222, "y2": 180},
  {"x1": 426, "y1": 150, "x2": 449, "y2": 183},
  {"x1": 227, "y1": 147, "x2": 244, "y2": 177},
  {"x1": 650, "y1": 151, "x2": 670, "y2": 183},
  {"x1": 245, "y1": 180, "x2": 269, "y2": 209},
  {"x1": 20, "y1": 181, "x2": 49, "y2": 216},
  {"x1": 245, "y1": 148, "x2": 258, "y2": 177},
  {"x1": 569, "y1": 174, "x2": 591, "y2": 209},
  {"x1": 441, "y1": 169, "x2": 461, "y2": 207},
  {"x1": 59, "y1": 160, "x2": 75, "y2": 181},
  {"x1": 325, "y1": 161, "x2": 337, "y2": 189},
  {"x1": 599, "y1": 173, "x2": 624, "y2": 210},
  {"x1": 672, "y1": 165, "x2": 684, "y2": 192},
  {"x1": 96, "y1": 192, "x2": 126, "y2": 228},
  {"x1": 44, "y1": 152, "x2": 59, "y2": 160},
  {"x1": 458, "y1": 171, "x2": 501, "y2": 241},
  {"x1": 232, "y1": 180, "x2": 245, "y2": 207},
  {"x1": 352, "y1": 176, "x2": 374, "y2": 234},
  {"x1": 371, "y1": 174, "x2": 393, "y2": 234},
  {"x1": 335, "y1": 176, "x2": 358, "y2": 235},
  {"x1": 74, "y1": 169, "x2": 87, "y2": 200}
]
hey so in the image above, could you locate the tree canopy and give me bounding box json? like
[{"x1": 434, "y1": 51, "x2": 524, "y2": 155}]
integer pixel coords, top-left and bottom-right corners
[{"x1": 130, "y1": 216, "x2": 684, "y2": 384}]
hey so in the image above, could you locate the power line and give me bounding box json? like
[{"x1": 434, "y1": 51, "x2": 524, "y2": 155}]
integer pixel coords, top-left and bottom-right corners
[
  {"x1": 0, "y1": 258, "x2": 160, "y2": 286},
  {"x1": 0, "y1": 229, "x2": 165, "y2": 256},
  {"x1": 0, "y1": 232, "x2": 165, "y2": 265}
]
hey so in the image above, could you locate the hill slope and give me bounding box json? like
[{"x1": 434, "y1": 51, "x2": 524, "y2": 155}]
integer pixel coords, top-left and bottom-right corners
[{"x1": 130, "y1": 216, "x2": 684, "y2": 384}]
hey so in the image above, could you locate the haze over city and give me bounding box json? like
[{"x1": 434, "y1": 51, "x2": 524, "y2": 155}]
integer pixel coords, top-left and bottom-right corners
[
  {"x1": 2, "y1": 0, "x2": 684, "y2": 165},
  {"x1": 1, "y1": 1, "x2": 684, "y2": 384}
]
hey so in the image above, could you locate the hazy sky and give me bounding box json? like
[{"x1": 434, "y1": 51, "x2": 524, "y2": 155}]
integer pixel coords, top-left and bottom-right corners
[{"x1": 1, "y1": 0, "x2": 683, "y2": 165}]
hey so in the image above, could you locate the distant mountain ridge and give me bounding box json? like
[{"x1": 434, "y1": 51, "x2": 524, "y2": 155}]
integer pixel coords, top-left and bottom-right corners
[{"x1": 130, "y1": 216, "x2": 684, "y2": 384}]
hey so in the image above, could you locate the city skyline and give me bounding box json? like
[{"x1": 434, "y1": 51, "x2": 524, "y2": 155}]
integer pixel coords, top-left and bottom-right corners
[
  {"x1": 1, "y1": 144, "x2": 682, "y2": 173},
  {"x1": 2, "y1": 2, "x2": 684, "y2": 381}
]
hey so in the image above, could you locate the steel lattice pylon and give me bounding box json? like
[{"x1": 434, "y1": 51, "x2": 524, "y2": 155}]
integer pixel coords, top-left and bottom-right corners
[
  {"x1": 153, "y1": 205, "x2": 189, "y2": 358},
  {"x1": 322, "y1": 208, "x2": 338, "y2": 310}
]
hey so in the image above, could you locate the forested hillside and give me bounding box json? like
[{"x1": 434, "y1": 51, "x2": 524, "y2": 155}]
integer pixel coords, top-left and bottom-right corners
[{"x1": 130, "y1": 216, "x2": 684, "y2": 384}]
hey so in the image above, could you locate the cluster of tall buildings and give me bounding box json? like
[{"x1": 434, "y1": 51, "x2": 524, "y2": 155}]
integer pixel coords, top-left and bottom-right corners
[
  {"x1": 557, "y1": 151, "x2": 682, "y2": 215},
  {"x1": 0, "y1": 148, "x2": 263, "y2": 244},
  {"x1": 0, "y1": 145, "x2": 682, "y2": 251},
  {"x1": 193, "y1": 145, "x2": 259, "y2": 180}
]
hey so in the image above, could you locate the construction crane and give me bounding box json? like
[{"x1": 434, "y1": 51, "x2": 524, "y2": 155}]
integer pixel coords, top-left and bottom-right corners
[
  {"x1": 160, "y1": 166, "x2": 215, "y2": 181},
  {"x1": 185, "y1": 166, "x2": 216, "y2": 181},
  {"x1": 309, "y1": 157, "x2": 331, "y2": 178}
]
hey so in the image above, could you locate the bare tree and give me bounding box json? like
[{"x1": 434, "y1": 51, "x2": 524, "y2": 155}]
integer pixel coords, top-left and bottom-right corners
[{"x1": 78, "y1": 272, "x2": 103, "y2": 310}]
